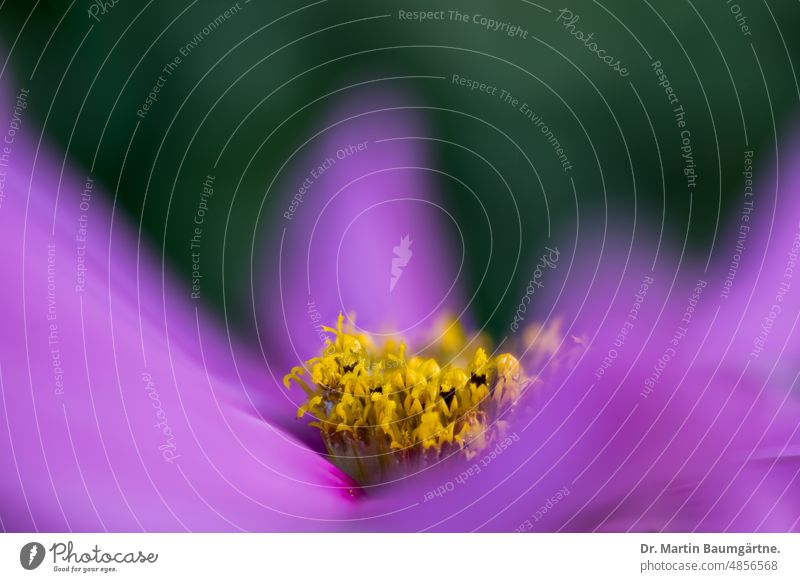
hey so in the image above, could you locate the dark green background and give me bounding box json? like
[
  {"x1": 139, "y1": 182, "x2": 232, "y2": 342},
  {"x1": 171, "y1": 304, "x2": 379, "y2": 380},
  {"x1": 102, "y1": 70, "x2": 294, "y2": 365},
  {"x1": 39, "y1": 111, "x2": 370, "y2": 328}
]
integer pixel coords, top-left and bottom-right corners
[{"x1": 2, "y1": 0, "x2": 798, "y2": 339}]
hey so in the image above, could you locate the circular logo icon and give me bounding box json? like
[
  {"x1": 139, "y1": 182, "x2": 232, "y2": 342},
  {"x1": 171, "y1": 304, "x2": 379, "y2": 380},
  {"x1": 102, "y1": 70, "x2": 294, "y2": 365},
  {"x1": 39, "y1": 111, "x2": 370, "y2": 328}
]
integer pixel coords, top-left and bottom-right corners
[{"x1": 20, "y1": 542, "x2": 46, "y2": 570}]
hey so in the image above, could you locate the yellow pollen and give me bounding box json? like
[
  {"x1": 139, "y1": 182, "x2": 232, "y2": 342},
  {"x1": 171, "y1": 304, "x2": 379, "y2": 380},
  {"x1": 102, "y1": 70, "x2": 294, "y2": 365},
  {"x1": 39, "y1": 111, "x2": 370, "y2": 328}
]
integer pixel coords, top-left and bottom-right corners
[{"x1": 283, "y1": 314, "x2": 529, "y2": 484}]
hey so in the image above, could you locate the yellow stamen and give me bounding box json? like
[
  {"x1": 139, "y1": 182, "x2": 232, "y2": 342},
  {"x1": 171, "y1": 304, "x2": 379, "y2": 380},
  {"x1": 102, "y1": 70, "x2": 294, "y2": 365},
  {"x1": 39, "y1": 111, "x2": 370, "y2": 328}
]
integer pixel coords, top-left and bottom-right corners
[{"x1": 283, "y1": 314, "x2": 529, "y2": 484}]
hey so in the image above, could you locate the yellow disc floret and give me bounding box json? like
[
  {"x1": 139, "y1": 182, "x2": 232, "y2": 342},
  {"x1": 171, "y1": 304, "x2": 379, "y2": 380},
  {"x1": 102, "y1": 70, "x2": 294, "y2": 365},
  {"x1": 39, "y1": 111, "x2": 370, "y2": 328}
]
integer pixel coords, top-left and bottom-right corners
[{"x1": 283, "y1": 314, "x2": 528, "y2": 484}]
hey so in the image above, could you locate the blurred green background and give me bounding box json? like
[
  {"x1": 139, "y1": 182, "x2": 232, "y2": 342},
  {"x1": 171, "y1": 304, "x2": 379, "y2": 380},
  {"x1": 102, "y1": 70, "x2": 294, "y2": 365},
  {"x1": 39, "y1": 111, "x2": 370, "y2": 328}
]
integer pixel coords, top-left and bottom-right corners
[{"x1": 1, "y1": 0, "x2": 798, "y2": 339}]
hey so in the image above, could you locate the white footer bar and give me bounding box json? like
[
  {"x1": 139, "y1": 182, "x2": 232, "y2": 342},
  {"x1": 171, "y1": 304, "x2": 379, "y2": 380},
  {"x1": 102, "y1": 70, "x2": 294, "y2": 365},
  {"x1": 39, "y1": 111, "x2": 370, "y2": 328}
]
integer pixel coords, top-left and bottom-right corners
[{"x1": 1, "y1": 533, "x2": 798, "y2": 581}]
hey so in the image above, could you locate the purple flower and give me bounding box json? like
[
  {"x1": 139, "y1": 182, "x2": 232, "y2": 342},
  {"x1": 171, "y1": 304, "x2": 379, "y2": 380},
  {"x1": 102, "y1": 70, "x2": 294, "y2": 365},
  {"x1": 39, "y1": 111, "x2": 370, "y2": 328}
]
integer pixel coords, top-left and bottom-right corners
[{"x1": 0, "y1": 76, "x2": 798, "y2": 532}]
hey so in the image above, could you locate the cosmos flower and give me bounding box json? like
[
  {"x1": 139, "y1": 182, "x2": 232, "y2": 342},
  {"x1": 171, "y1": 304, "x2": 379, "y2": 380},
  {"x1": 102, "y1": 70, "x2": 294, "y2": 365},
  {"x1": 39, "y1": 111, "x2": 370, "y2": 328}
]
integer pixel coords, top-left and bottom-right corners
[{"x1": 0, "y1": 73, "x2": 798, "y2": 533}]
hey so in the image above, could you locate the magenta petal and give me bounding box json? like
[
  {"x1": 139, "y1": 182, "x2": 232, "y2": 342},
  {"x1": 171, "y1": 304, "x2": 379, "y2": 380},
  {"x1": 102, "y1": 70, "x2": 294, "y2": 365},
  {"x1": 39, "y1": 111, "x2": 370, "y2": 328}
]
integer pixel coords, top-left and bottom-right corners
[
  {"x1": 712, "y1": 127, "x2": 800, "y2": 372},
  {"x1": 0, "y1": 86, "x2": 355, "y2": 532},
  {"x1": 349, "y1": 263, "x2": 800, "y2": 532},
  {"x1": 259, "y1": 87, "x2": 465, "y2": 370},
  {"x1": 345, "y1": 138, "x2": 800, "y2": 532}
]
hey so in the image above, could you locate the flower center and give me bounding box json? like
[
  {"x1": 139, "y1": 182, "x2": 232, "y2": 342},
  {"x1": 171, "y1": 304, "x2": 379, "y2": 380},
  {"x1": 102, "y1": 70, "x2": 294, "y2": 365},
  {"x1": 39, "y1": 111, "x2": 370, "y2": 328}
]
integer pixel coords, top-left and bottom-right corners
[{"x1": 283, "y1": 314, "x2": 526, "y2": 484}]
